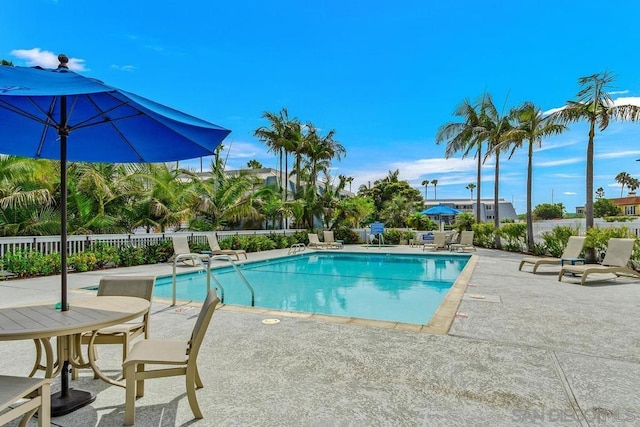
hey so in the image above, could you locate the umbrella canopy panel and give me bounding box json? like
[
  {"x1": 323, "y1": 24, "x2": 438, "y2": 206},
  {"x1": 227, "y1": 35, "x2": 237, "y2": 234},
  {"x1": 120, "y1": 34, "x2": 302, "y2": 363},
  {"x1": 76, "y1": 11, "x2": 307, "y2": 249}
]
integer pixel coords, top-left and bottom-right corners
[
  {"x1": 420, "y1": 205, "x2": 461, "y2": 216},
  {"x1": 0, "y1": 66, "x2": 230, "y2": 162}
]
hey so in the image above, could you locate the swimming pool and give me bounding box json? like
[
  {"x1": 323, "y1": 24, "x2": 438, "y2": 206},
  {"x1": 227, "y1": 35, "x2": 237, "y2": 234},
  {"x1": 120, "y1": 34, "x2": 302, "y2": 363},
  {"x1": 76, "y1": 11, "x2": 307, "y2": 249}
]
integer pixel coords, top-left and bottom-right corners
[{"x1": 156, "y1": 252, "x2": 470, "y2": 325}]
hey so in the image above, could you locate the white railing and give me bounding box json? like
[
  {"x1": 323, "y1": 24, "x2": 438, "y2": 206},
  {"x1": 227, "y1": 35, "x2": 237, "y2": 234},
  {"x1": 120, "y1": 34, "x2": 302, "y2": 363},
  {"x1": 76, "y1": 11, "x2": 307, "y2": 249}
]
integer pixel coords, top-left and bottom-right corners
[{"x1": 0, "y1": 229, "x2": 305, "y2": 258}]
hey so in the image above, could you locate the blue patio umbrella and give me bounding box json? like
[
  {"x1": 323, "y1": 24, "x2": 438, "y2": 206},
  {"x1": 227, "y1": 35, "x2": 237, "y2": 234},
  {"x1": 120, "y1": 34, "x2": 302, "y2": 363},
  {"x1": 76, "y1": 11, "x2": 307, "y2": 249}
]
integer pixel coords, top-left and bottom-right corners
[
  {"x1": 0, "y1": 55, "x2": 230, "y2": 414},
  {"x1": 419, "y1": 205, "x2": 461, "y2": 216},
  {"x1": 420, "y1": 205, "x2": 461, "y2": 231}
]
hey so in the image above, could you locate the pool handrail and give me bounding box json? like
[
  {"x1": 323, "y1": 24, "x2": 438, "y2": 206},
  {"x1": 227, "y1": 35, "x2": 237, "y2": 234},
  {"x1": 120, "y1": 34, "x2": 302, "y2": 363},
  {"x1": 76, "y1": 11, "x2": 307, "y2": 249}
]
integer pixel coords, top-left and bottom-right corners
[
  {"x1": 210, "y1": 255, "x2": 255, "y2": 307},
  {"x1": 172, "y1": 254, "x2": 211, "y2": 306}
]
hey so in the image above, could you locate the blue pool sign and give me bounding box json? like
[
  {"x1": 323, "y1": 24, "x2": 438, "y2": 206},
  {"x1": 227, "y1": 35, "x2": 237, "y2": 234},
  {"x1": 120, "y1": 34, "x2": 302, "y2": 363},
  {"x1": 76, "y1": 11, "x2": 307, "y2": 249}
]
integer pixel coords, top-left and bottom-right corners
[{"x1": 370, "y1": 221, "x2": 385, "y2": 235}]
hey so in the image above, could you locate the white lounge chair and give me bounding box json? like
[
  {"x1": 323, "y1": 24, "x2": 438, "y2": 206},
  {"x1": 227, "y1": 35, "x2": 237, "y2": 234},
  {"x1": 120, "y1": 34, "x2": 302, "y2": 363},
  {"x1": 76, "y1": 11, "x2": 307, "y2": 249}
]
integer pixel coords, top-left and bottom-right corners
[
  {"x1": 308, "y1": 233, "x2": 333, "y2": 249},
  {"x1": 206, "y1": 233, "x2": 247, "y2": 260},
  {"x1": 558, "y1": 238, "x2": 640, "y2": 285},
  {"x1": 519, "y1": 236, "x2": 586, "y2": 273},
  {"x1": 169, "y1": 236, "x2": 211, "y2": 265},
  {"x1": 322, "y1": 230, "x2": 343, "y2": 249},
  {"x1": 449, "y1": 230, "x2": 475, "y2": 252},
  {"x1": 423, "y1": 232, "x2": 447, "y2": 251}
]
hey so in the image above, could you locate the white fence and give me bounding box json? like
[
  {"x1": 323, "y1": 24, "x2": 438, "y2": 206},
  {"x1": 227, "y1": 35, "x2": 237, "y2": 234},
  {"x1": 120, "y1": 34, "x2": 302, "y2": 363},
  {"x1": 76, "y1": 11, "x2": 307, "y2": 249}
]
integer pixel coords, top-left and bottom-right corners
[
  {"x1": 0, "y1": 230, "x2": 305, "y2": 258},
  {"x1": 532, "y1": 219, "x2": 640, "y2": 242}
]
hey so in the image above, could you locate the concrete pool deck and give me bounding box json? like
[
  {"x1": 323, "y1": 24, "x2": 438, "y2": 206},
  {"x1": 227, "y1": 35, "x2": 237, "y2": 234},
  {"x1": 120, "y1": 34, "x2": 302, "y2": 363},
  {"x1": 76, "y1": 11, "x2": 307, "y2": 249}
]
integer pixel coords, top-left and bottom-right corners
[{"x1": 0, "y1": 245, "x2": 639, "y2": 426}]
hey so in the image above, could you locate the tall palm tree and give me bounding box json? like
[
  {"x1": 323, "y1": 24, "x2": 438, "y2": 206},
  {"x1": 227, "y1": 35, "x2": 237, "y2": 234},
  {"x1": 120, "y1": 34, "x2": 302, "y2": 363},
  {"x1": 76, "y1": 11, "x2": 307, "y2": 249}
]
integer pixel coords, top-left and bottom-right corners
[
  {"x1": 500, "y1": 102, "x2": 566, "y2": 251},
  {"x1": 478, "y1": 95, "x2": 513, "y2": 247},
  {"x1": 254, "y1": 108, "x2": 291, "y2": 197},
  {"x1": 436, "y1": 96, "x2": 485, "y2": 223},
  {"x1": 421, "y1": 179, "x2": 429, "y2": 200},
  {"x1": 466, "y1": 183, "x2": 476, "y2": 200},
  {"x1": 553, "y1": 72, "x2": 640, "y2": 261},
  {"x1": 615, "y1": 171, "x2": 631, "y2": 197},
  {"x1": 431, "y1": 179, "x2": 438, "y2": 200}
]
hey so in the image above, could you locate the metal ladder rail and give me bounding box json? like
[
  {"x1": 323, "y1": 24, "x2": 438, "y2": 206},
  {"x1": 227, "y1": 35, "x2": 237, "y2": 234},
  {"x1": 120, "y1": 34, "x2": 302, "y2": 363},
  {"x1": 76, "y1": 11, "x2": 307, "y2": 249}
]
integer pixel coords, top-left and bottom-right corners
[
  {"x1": 210, "y1": 255, "x2": 255, "y2": 306},
  {"x1": 288, "y1": 243, "x2": 306, "y2": 254},
  {"x1": 172, "y1": 253, "x2": 211, "y2": 306}
]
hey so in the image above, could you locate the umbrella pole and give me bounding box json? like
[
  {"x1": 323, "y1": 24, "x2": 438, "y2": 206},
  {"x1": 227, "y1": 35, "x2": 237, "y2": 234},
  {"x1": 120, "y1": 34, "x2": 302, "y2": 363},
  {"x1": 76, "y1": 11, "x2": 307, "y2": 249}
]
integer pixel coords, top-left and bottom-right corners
[{"x1": 51, "y1": 94, "x2": 96, "y2": 416}]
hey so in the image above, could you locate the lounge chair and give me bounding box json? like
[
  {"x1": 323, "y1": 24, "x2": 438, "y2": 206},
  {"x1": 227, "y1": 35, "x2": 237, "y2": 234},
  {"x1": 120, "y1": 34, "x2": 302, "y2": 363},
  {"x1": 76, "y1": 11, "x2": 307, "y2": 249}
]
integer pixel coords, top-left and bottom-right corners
[
  {"x1": 169, "y1": 236, "x2": 211, "y2": 265},
  {"x1": 423, "y1": 232, "x2": 447, "y2": 251},
  {"x1": 558, "y1": 238, "x2": 640, "y2": 285},
  {"x1": 123, "y1": 290, "x2": 220, "y2": 425},
  {"x1": 206, "y1": 233, "x2": 247, "y2": 260},
  {"x1": 449, "y1": 230, "x2": 476, "y2": 252},
  {"x1": 519, "y1": 236, "x2": 586, "y2": 273},
  {"x1": 322, "y1": 230, "x2": 343, "y2": 249},
  {"x1": 308, "y1": 233, "x2": 333, "y2": 249}
]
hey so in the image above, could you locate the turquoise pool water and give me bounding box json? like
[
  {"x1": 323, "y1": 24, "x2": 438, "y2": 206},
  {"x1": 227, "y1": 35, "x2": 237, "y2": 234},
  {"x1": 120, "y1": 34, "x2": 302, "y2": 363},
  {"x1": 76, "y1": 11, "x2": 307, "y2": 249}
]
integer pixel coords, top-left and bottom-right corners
[{"x1": 156, "y1": 252, "x2": 470, "y2": 325}]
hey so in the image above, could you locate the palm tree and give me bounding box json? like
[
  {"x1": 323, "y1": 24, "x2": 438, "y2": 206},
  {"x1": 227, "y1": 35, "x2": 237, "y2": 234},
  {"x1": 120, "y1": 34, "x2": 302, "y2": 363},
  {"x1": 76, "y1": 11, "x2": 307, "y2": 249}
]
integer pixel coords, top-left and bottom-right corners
[
  {"x1": 615, "y1": 171, "x2": 631, "y2": 197},
  {"x1": 478, "y1": 95, "x2": 513, "y2": 247},
  {"x1": 431, "y1": 179, "x2": 438, "y2": 200},
  {"x1": 466, "y1": 183, "x2": 476, "y2": 200},
  {"x1": 499, "y1": 102, "x2": 566, "y2": 251},
  {"x1": 421, "y1": 179, "x2": 429, "y2": 200},
  {"x1": 595, "y1": 187, "x2": 605, "y2": 199},
  {"x1": 254, "y1": 108, "x2": 291, "y2": 198},
  {"x1": 436, "y1": 96, "x2": 485, "y2": 223},
  {"x1": 553, "y1": 72, "x2": 640, "y2": 260},
  {"x1": 628, "y1": 177, "x2": 640, "y2": 195}
]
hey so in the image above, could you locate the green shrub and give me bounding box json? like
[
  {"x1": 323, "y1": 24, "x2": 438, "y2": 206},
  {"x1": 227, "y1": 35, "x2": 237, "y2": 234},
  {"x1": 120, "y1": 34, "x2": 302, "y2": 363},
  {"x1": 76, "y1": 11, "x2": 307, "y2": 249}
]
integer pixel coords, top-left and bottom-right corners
[
  {"x1": 89, "y1": 242, "x2": 120, "y2": 268},
  {"x1": 68, "y1": 252, "x2": 98, "y2": 272},
  {"x1": 454, "y1": 212, "x2": 475, "y2": 232},
  {"x1": 472, "y1": 223, "x2": 497, "y2": 248},
  {"x1": 529, "y1": 242, "x2": 547, "y2": 256},
  {"x1": 2, "y1": 250, "x2": 61, "y2": 277},
  {"x1": 142, "y1": 240, "x2": 173, "y2": 264},
  {"x1": 334, "y1": 227, "x2": 360, "y2": 244},
  {"x1": 383, "y1": 229, "x2": 403, "y2": 244},
  {"x1": 584, "y1": 226, "x2": 637, "y2": 260},
  {"x1": 119, "y1": 245, "x2": 146, "y2": 267},
  {"x1": 498, "y1": 223, "x2": 526, "y2": 252},
  {"x1": 541, "y1": 226, "x2": 579, "y2": 257},
  {"x1": 267, "y1": 233, "x2": 290, "y2": 249}
]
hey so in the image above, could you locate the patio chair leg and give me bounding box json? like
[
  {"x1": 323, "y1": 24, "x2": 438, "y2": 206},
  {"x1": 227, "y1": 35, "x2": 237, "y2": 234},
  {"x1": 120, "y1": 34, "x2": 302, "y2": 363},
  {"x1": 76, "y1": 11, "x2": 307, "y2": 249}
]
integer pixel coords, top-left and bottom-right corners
[
  {"x1": 186, "y1": 368, "x2": 203, "y2": 419},
  {"x1": 136, "y1": 364, "x2": 145, "y2": 397},
  {"x1": 124, "y1": 364, "x2": 136, "y2": 426},
  {"x1": 195, "y1": 366, "x2": 203, "y2": 389}
]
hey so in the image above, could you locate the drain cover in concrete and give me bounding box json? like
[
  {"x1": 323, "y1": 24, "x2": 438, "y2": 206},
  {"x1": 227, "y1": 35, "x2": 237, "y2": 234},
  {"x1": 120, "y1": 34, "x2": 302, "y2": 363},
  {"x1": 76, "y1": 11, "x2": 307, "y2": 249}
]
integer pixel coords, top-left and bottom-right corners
[
  {"x1": 262, "y1": 318, "x2": 281, "y2": 325},
  {"x1": 462, "y1": 293, "x2": 501, "y2": 303}
]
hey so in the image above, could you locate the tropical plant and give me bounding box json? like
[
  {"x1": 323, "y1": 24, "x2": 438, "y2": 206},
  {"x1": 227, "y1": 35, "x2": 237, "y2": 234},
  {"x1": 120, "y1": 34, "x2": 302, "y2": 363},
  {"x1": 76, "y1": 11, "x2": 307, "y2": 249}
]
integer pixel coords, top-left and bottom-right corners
[
  {"x1": 533, "y1": 203, "x2": 564, "y2": 220},
  {"x1": 593, "y1": 198, "x2": 621, "y2": 218},
  {"x1": 430, "y1": 179, "x2": 438, "y2": 200},
  {"x1": 453, "y1": 212, "x2": 475, "y2": 232},
  {"x1": 436, "y1": 96, "x2": 485, "y2": 222},
  {"x1": 552, "y1": 72, "x2": 640, "y2": 261},
  {"x1": 421, "y1": 179, "x2": 429, "y2": 200},
  {"x1": 247, "y1": 159, "x2": 263, "y2": 169},
  {"x1": 465, "y1": 183, "x2": 476, "y2": 200},
  {"x1": 541, "y1": 225, "x2": 579, "y2": 257},
  {"x1": 478, "y1": 94, "x2": 513, "y2": 246},
  {"x1": 615, "y1": 171, "x2": 631, "y2": 197},
  {"x1": 595, "y1": 187, "x2": 605, "y2": 199},
  {"x1": 499, "y1": 101, "x2": 566, "y2": 251}
]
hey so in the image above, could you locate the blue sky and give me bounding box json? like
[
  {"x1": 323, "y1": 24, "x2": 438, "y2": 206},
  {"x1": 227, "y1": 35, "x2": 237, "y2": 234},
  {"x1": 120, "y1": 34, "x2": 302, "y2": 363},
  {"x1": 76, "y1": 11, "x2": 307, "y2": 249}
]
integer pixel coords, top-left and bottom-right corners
[{"x1": 3, "y1": 0, "x2": 640, "y2": 214}]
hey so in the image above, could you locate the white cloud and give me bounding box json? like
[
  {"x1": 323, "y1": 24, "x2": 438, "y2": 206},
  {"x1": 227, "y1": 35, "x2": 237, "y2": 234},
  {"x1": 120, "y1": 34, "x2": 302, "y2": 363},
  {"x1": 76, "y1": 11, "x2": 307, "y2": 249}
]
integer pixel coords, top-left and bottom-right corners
[
  {"x1": 563, "y1": 192, "x2": 576, "y2": 195},
  {"x1": 612, "y1": 96, "x2": 640, "y2": 107},
  {"x1": 609, "y1": 90, "x2": 629, "y2": 95},
  {"x1": 388, "y1": 158, "x2": 477, "y2": 181},
  {"x1": 110, "y1": 64, "x2": 136, "y2": 72},
  {"x1": 11, "y1": 48, "x2": 86, "y2": 71},
  {"x1": 225, "y1": 141, "x2": 268, "y2": 159},
  {"x1": 537, "y1": 157, "x2": 584, "y2": 167},
  {"x1": 596, "y1": 150, "x2": 640, "y2": 160}
]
